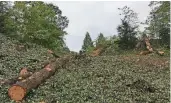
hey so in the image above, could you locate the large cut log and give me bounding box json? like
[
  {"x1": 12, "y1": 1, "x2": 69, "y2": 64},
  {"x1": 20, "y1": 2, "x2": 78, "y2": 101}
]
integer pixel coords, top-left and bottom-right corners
[
  {"x1": 0, "y1": 69, "x2": 32, "y2": 86},
  {"x1": 0, "y1": 77, "x2": 20, "y2": 86},
  {"x1": 139, "y1": 50, "x2": 151, "y2": 55},
  {"x1": 144, "y1": 36, "x2": 153, "y2": 52},
  {"x1": 156, "y1": 50, "x2": 164, "y2": 56},
  {"x1": 136, "y1": 35, "x2": 165, "y2": 56},
  {"x1": 1, "y1": 59, "x2": 56, "y2": 86},
  {"x1": 8, "y1": 55, "x2": 71, "y2": 101},
  {"x1": 90, "y1": 44, "x2": 110, "y2": 57},
  {"x1": 90, "y1": 47, "x2": 104, "y2": 57}
]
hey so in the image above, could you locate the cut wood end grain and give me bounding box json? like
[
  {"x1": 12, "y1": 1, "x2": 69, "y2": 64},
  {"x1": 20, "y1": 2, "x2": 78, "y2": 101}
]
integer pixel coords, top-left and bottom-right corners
[
  {"x1": 8, "y1": 85, "x2": 26, "y2": 101},
  {"x1": 44, "y1": 64, "x2": 52, "y2": 71},
  {"x1": 157, "y1": 51, "x2": 164, "y2": 56},
  {"x1": 8, "y1": 55, "x2": 72, "y2": 101}
]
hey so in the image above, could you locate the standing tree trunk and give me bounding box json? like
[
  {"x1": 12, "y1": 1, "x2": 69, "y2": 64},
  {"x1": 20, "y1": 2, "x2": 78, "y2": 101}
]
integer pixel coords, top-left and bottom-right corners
[{"x1": 8, "y1": 55, "x2": 72, "y2": 101}]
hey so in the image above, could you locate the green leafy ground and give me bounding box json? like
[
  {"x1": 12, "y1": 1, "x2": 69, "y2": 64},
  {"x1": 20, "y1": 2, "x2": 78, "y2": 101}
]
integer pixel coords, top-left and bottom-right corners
[{"x1": 0, "y1": 34, "x2": 170, "y2": 103}]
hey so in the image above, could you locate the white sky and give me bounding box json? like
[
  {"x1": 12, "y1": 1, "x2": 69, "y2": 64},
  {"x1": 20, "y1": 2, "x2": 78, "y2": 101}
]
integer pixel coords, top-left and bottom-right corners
[{"x1": 46, "y1": 1, "x2": 151, "y2": 52}]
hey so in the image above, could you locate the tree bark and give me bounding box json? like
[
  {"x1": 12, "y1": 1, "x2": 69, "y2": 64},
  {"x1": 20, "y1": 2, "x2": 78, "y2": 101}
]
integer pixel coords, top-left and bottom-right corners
[
  {"x1": 1, "y1": 59, "x2": 57, "y2": 86},
  {"x1": 8, "y1": 55, "x2": 72, "y2": 101},
  {"x1": 144, "y1": 37, "x2": 153, "y2": 52},
  {"x1": 0, "y1": 77, "x2": 20, "y2": 86},
  {"x1": 0, "y1": 73, "x2": 32, "y2": 86}
]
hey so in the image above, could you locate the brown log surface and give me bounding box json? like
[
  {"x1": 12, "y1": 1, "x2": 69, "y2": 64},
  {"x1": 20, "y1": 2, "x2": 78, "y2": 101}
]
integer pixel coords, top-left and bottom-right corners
[
  {"x1": 90, "y1": 44, "x2": 109, "y2": 57},
  {"x1": 0, "y1": 72, "x2": 32, "y2": 86},
  {"x1": 144, "y1": 37, "x2": 153, "y2": 52},
  {"x1": 8, "y1": 55, "x2": 72, "y2": 101}
]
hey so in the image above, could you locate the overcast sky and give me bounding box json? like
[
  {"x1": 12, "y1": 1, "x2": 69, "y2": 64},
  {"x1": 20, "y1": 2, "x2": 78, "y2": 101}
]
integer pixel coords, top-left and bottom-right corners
[{"x1": 46, "y1": 1, "x2": 151, "y2": 52}]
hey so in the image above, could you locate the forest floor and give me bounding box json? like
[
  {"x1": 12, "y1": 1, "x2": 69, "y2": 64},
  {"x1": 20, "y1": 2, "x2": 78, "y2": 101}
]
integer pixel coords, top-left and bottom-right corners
[
  {"x1": 34, "y1": 55, "x2": 169, "y2": 103},
  {"x1": 0, "y1": 34, "x2": 170, "y2": 103}
]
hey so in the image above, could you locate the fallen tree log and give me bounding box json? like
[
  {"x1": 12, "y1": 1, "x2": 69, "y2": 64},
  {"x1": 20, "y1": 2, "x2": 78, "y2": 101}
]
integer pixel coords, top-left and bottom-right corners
[
  {"x1": 0, "y1": 70, "x2": 32, "y2": 86},
  {"x1": 1, "y1": 59, "x2": 57, "y2": 86},
  {"x1": 90, "y1": 44, "x2": 110, "y2": 57},
  {"x1": 90, "y1": 47, "x2": 104, "y2": 57},
  {"x1": 0, "y1": 77, "x2": 20, "y2": 86},
  {"x1": 139, "y1": 50, "x2": 152, "y2": 55},
  {"x1": 144, "y1": 37, "x2": 153, "y2": 52},
  {"x1": 1, "y1": 58, "x2": 57, "y2": 86},
  {"x1": 8, "y1": 55, "x2": 72, "y2": 101},
  {"x1": 156, "y1": 50, "x2": 164, "y2": 56},
  {"x1": 136, "y1": 35, "x2": 164, "y2": 56}
]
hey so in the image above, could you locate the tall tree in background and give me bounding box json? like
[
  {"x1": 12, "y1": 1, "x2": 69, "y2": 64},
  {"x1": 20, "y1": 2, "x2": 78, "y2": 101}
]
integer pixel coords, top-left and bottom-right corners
[
  {"x1": 96, "y1": 33, "x2": 106, "y2": 46},
  {"x1": 118, "y1": 6, "x2": 139, "y2": 29},
  {"x1": 5, "y1": 1, "x2": 69, "y2": 51},
  {"x1": 0, "y1": 1, "x2": 11, "y2": 33},
  {"x1": 145, "y1": 1, "x2": 170, "y2": 47},
  {"x1": 46, "y1": 3, "x2": 69, "y2": 31},
  {"x1": 81, "y1": 32, "x2": 94, "y2": 52},
  {"x1": 117, "y1": 6, "x2": 138, "y2": 50}
]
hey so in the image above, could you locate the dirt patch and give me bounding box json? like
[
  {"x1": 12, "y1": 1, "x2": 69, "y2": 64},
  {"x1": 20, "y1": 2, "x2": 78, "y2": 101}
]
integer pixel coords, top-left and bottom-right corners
[{"x1": 120, "y1": 54, "x2": 169, "y2": 68}]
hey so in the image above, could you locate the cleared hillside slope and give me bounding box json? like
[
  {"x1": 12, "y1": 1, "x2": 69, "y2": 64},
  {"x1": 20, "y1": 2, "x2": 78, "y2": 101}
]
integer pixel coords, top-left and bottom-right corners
[{"x1": 0, "y1": 34, "x2": 169, "y2": 103}]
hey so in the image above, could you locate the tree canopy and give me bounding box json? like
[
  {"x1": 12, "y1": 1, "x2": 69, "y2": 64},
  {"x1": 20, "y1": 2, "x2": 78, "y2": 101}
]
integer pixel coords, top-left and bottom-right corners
[
  {"x1": 145, "y1": 1, "x2": 170, "y2": 47},
  {"x1": 96, "y1": 33, "x2": 106, "y2": 46},
  {"x1": 117, "y1": 6, "x2": 138, "y2": 50},
  {"x1": 4, "y1": 1, "x2": 69, "y2": 51},
  {"x1": 81, "y1": 32, "x2": 94, "y2": 52}
]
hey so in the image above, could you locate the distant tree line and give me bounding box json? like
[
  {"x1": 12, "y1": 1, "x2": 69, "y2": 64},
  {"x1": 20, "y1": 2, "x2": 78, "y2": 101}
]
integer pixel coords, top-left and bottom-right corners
[
  {"x1": 0, "y1": 1, "x2": 169, "y2": 54},
  {"x1": 81, "y1": 1, "x2": 170, "y2": 53}
]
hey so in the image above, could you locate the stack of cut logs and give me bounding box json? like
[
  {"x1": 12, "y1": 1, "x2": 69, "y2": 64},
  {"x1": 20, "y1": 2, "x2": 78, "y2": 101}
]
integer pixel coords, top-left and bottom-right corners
[{"x1": 137, "y1": 36, "x2": 164, "y2": 56}]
